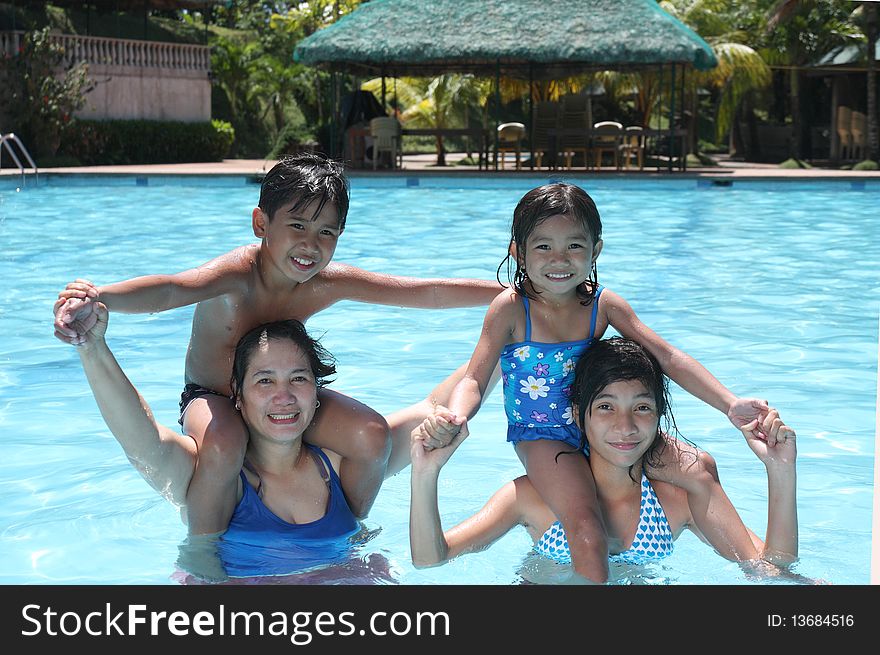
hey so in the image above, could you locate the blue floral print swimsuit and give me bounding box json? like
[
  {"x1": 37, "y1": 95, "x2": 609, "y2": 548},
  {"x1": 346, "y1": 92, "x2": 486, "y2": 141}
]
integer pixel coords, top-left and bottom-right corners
[
  {"x1": 534, "y1": 471, "x2": 675, "y2": 565},
  {"x1": 499, "y1": 285, "x2": 604, "y2": 450}
]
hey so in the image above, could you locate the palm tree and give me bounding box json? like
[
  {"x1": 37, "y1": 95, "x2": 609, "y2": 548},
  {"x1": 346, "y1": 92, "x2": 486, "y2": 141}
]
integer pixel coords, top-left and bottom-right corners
[{"x1": 661, "y1": 1, "x2": 772, "y2": 156}]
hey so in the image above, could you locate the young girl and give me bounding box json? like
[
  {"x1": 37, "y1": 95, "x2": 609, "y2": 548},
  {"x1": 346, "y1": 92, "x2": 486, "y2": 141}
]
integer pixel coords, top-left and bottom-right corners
[
  {"x1": 410, "y1": 337, "x2": 799, "y2": 582},
  {"x1": 420, "y1": 183, "x2": 773, "y2": 583}
]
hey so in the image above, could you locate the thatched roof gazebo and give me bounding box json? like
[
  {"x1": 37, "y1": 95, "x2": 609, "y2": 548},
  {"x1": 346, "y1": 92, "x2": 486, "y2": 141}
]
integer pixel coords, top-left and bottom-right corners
[
  {"x1": 294, "y1": 0, "x2": 718, "y2": 78},
  {"x1": 294, "y1": 0, "x2": 717, "y2": 170}
]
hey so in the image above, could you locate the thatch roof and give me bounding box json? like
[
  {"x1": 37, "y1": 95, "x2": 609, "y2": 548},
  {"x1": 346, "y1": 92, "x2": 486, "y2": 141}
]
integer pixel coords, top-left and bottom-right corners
[
  {"x1": 22, "y1": 1, "x2": 221, "y2": 11},
  {"x1": 294, "y1": 0, "x2": 718, "y2": 79}
]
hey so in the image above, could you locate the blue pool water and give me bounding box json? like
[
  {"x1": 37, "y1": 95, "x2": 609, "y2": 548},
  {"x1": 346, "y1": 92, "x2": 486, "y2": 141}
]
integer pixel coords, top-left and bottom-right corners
[{"x1": 0, "y1": 173, "x2": 876, "y2": 585}]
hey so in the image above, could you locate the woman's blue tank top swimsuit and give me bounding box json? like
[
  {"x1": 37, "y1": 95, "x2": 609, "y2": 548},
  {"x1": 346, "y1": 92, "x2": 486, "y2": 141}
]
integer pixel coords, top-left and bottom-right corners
[
  {"x1": 500, "y1": 285, "x2": 603, "y2": 450},
  {"x1": 534, "y1": 472, "x2": 675, "y2": 565},
  {"x1": 218, "y1": 444, "x2": 361, "y2": 577}
]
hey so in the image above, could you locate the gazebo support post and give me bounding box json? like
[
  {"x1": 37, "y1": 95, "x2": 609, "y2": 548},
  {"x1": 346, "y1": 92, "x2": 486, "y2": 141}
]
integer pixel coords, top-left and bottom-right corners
[
  {"x1": 528, "y1": 62, "x2": 534, "y2": 171},
  {"x1": 668, "y1": 63, "x2": 676, "y2": 173},
  {"x1": 494, "y1": 59, "x2": 501, "y2": 171},
  {"x1": 681, "y1": 64, "x2": 687, "y2": 171},
  {"x1": 330, "y1": 70, "x2": 338, "y2": 158}
]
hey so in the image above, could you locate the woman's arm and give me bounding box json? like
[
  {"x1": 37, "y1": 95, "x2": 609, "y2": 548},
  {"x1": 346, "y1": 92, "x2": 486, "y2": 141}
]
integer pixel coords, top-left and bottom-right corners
[
  {"x1": 68, "y1": 299, "x2": 198, "y2": 505},
  {"x1": 604, "y1": 289, "x2": 773, "y2": 442},
  {"x1": 409, "y1": 418, "x2": 523, "y2": 566},
  {"x1": 742, "y1": 410, "x2": 798, "y2": 564},
  {"x1": 683, "y1": 410, "x2": 798, "y2": 566}
]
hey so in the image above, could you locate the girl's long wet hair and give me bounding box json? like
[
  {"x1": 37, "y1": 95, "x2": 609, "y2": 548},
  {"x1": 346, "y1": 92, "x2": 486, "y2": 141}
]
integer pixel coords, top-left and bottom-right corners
[
  {"x1": 568, "y1": 337, "x2": 684, "y2": 481},
  {"x1": 230, "y1": 320, "x2": 337, "y2": 402},
  {"x1": 497, "y1": 183, "x2": 603, "y2": 304}
]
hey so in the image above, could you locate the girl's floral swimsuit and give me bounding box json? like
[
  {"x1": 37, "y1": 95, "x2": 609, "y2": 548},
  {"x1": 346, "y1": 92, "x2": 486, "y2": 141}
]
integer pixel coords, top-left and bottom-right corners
[{"x1": 499, "y1": 285, "x2": 603, "y2": 450}]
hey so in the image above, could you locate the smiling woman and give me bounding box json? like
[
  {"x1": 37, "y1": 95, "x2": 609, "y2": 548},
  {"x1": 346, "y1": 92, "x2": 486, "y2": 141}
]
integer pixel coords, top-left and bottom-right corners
[
  {"x1": 61, "y1": 302, "x2": 470, "y2": 581},
  {"x1": 410, "y1": 337, "x2": 805, "y2": 582}
]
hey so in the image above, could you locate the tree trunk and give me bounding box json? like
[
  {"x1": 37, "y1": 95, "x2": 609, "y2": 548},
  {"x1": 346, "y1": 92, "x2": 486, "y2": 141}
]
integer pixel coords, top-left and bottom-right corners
[
  {"x1": 435, "y1": 134, "x2": 446, "y2": 166},
  {"x1": 789, "y1": 67, "x2": 802, "y2": 160}
]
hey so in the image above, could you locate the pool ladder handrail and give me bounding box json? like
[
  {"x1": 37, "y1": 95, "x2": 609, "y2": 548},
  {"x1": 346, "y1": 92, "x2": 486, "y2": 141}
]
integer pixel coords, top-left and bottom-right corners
[{"x1": 0, "y1": 133, "x2": 39, "y2": 187}]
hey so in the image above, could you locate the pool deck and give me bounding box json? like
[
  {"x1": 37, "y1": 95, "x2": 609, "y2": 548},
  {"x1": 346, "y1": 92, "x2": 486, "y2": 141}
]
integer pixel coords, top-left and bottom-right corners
[{"x1": 3, "y1": 152, "x2": 880, "y2": 180}]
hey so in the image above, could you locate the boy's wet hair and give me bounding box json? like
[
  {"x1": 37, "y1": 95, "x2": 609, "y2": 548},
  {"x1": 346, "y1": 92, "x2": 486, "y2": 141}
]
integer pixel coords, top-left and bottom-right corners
[
  {"x1": 500, "y1": 183, "x2": 603, "y2": 302},
  {"x1": 569, "y1": 337, "x2": 677, "y2": 480},
  {"x1": 259, "y1": 153, "x2": 350, "y2": 230},
  {"x1": 231, "y1": 320, "x2": 337, "y2": 400}
]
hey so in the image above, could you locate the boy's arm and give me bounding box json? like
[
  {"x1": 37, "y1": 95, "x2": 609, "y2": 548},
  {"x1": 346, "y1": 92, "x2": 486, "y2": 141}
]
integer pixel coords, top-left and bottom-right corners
[
  {"x1": 604, "y1": 289, "x2": 772, "y2": 442},
  {"x1": 323, "y1": 263, "x2": 502, "y2": 309},
  {"x1": 54, "y1": 249, "x2": 250, "y2": 342},
  {"x1": 67, "y1": 299, "x2": 198, "y2": 505}
]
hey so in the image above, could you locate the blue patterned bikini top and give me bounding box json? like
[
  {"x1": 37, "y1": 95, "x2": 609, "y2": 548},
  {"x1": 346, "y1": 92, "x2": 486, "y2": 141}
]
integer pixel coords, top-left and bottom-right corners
[
  {"x1": 499, "y1": 286, "x2": 603, "y2": 447},
  {"x1": 534, "y1": 472, "x2": 675, "y2": 565}
]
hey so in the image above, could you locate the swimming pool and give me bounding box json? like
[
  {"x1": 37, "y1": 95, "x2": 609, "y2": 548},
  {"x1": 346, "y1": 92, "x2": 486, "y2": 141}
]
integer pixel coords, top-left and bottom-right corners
[{"x1": 0, "y1": 173, "x2": 876, "y2": 584}]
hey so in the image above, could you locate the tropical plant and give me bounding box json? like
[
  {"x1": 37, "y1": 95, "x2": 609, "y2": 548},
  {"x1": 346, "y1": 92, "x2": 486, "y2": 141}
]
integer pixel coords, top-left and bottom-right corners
[
  {"x1": 362, "y1": 74, "x2": 485, "y2": 165},
  {"x1": 761, "y1": 0, "x2": 861, "y2": 159}
]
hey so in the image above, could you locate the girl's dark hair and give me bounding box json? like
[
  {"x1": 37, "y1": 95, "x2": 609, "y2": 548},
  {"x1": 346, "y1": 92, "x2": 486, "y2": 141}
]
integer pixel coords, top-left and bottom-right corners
[
  {"x1": 258, "y1": 153, "x2": 350, "y2": 230},
  {"x1": 498, "y1": 183, "x2": 603, "y2": 303},
  {"x1": 230, "y1": 320, "x2": 336, "y2": 400},
  {"x1": 569, "y1": 337, "x2": 680, "y2": 481}
]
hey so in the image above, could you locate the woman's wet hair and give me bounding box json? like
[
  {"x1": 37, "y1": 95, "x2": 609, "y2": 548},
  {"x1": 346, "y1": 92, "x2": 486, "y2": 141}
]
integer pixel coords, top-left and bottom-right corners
[
  {"x1": 498, "y1": 182, "x2": 603, "y2": 303},
  {"x1": 230, "y1": 320, "x2": 336, "y2": 400},
  {"x1": 258, "y1": 152, "x2": 350, "y2": 229},
  {"x1": 568, "y1": 337, "x2": 679, "y2": 479}
]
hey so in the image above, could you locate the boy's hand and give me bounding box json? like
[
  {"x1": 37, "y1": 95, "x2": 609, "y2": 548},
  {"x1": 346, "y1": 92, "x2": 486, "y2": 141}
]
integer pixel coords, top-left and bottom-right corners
[
  {"x1": 740, "y1": 408, "x2": 796, "y2": 467},
  {"x1": 54, "y1": 279, "x2": 100, "y2": 343},
  {"x1": 727, "y1": 397, "x2": 775, "y2": 444},
  {"x1": 54, "y1": 298, "x2": 107, "y2": 346}
]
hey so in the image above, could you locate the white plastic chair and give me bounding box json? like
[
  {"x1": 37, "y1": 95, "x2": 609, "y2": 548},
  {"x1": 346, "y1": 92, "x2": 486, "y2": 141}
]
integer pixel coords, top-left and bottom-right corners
[
  {"x1": 369, "y1": 117, "x2": 402, "y2": 169},
  {"x1": 850, "y1": 110, "x2": 866, "y2": 161},
  {"x1": 496, "y1": 122, "x2": 526, "y2": 170},
  {"x1": 592, "y1": 121, "x2": 623, "y2": 169},
  {"x1": 836, "y1": 106, "x2": 852, "y2": 160},
  {"x1": 619, "y1": 126, "x2": 645, "y2": 170}
]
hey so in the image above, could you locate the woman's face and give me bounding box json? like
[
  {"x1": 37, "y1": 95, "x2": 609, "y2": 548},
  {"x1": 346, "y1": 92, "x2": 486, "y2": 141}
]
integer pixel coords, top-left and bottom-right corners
[
  {"x1": 582, "y1": 379, "x2": 660, "y2": 469},
  {"x1": 237, "y1": 337, "x2": 318, "y2": 443}
]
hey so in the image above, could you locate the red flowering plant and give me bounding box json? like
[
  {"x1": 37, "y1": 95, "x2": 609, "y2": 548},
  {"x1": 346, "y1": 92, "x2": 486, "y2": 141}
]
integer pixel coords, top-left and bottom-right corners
[{"x1": 0, "y1": 28, "x2": 94, "y2": 159}]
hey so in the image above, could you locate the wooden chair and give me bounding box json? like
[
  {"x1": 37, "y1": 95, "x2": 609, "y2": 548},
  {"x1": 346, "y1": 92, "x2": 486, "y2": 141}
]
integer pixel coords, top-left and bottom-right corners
[
  {"x1": 619, "y1": 125, "x2": 645, "y2": 170},
  {"x1": 496, "y1": 122, "x2": 526, "y2": 169},
  {"x1": 850, "y1": 110, "x2": 867, "y2": 161},
  {"x1": 836, "y1": 106, "x2": 853, "y2": 160},
  {"x1": 531, "y1": 101, "x2": 560, "y2": 169},
  {"x1": 557, "y1": 94, "x2": 592, "y2": 169},
  {"x1": 592, "y1": 121, "x2": 623, "y2": 169},
  {"x1": 369, "y1": 116, "x2": 402, "y2": 169}
]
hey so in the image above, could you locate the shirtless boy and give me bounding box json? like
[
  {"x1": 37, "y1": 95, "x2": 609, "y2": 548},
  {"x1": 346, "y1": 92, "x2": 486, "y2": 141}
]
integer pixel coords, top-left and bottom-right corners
[{"x1": 54, "y1": 153, "x2": 500, "y2": 534}]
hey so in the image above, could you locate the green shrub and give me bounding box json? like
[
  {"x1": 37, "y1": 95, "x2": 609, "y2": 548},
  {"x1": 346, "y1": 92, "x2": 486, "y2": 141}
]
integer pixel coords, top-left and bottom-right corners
[
  {"x1": 778, "y1": 158, "x2": 812, "y2": 169},
  {"x1": 60, "y1": 119, "x2": 234, "y2": 164},
  {"x1": 853, "y1": 159, "x2": 879, "y2": 171}
]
